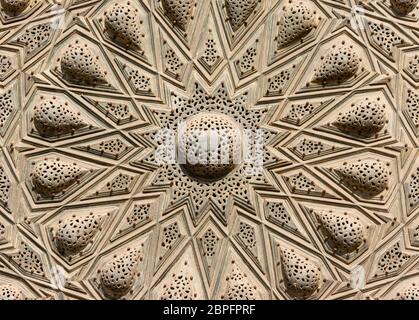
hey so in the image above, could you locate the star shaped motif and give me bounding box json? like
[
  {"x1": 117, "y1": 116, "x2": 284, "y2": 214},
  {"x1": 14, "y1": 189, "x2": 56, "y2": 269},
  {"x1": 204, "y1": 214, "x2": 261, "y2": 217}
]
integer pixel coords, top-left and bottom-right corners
[{"x1": 135, "y1": 81, "x2": 281, "y2": 224}]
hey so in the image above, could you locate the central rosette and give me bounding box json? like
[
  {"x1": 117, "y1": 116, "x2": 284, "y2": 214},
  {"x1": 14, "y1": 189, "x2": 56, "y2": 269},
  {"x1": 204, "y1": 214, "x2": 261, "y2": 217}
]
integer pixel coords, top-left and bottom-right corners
[{"x1": 177, "y1": 113, "x2": 243, "y2": 182}]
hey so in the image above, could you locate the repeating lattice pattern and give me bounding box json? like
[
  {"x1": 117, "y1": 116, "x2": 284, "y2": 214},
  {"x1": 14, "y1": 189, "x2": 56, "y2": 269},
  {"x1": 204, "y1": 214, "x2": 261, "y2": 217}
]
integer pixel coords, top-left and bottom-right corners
[{"x1": 0, "y1": 0, "x2": 418, "y2": 301}]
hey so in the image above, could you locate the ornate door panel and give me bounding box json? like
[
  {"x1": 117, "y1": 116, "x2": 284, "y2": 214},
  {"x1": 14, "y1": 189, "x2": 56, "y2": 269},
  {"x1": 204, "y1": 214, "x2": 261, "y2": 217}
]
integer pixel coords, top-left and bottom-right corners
[{"x1": 0, "y1": 0, "x2": 418, "y2": 300}]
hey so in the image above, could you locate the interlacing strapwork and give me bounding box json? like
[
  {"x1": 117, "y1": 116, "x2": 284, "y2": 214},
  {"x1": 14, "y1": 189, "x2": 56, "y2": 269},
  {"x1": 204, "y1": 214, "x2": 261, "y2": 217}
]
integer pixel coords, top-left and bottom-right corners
[{"x1": 0, "y1": 0, "x2": 417, "y2": 300}]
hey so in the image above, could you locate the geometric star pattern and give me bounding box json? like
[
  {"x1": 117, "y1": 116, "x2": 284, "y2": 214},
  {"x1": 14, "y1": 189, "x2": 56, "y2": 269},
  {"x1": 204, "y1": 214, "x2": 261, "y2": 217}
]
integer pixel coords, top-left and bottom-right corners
[{"x1": 0, "y1": 0, "x2": 418, "y2": 300}]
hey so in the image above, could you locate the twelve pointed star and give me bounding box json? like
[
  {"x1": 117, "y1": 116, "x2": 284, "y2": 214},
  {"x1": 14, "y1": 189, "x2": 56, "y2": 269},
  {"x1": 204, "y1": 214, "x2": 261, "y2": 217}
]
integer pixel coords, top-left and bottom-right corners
[{"x1": 137, "y1": 82, "x2": 280, "y2": 223}]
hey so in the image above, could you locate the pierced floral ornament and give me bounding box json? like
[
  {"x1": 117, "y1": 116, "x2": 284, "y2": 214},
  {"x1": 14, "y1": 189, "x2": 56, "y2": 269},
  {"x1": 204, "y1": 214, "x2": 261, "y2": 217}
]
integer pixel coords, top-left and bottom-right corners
[
  {"x1": 0, "y1": 166, "x2": 10, "y2": 209},
  {"x1": 333, "y1": 99, "x2": 387, "y2": 138},
  {"x1": 60, "y1": 43, "x2": 107, "y2": 85},
  {"x1": 160, "y1": 268, "x2": 197, "y2": 300},
  {"x1": 31, "y1": 159, "x2": 85, "y2": 197},
  {"x1": 312, "y1": 43, "x2": 360, "y2": 84},
  {"x1": 280, "y1": 248, "x2": 321, "y2": 299},
  {"x1": 54, "y1": 213, "x2": 104, "y2": 257},
  {"x1": 0, "y1": 55, "x2": 12, "y2": 79},
  {"x1": 0, "y1": 0, "x2": 30, "y2": 15},
  {"x1": 377, "y1": 242, "x2": 410, "y2": 274},
  {"x1": 225, "y1": 0, "x2": 259, "y2": 31},
  {"x1": 104, "y1": 3, "x2": 144, "y2": 50},
  {"x1": 315, "y1": 210, "x2": 365, "y2": 254},
  {"x1": 222, "y1": 263, "x2": 257, "y2": 300},
  {"x1": 99, "y1": 248, "x2": 141, "y2": 299},
  {"x1": 0, "y1": 284, "x2": 25, "y2": 300},
  {"x1": 276, "y1": 0, "x2": 318, "y2": 48},
  {"x1": 398, "y1": 284, "x2": 419, "y2": 300},
  {"x1": 177, "y1": 113, "x2": 242, "y2": 182},
  {"x1": 390, "y1": 0, "x2": 418, "y2": 15},
  {"x1": 161, "y1": 0, "x2": 195, "y2": 31},
  {"x1": 334, "y1": 160, "x2": 389, "y2": 197},
  {"x1": 33, "y1": 98, "x2": 87, "y2": 137}
]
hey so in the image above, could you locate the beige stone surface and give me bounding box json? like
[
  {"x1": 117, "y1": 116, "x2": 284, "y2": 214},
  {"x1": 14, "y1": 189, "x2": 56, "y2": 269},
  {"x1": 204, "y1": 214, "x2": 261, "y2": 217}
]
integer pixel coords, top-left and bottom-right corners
[{"x1": 0, "y1": 0, "x2": 418, "y2": 300}]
